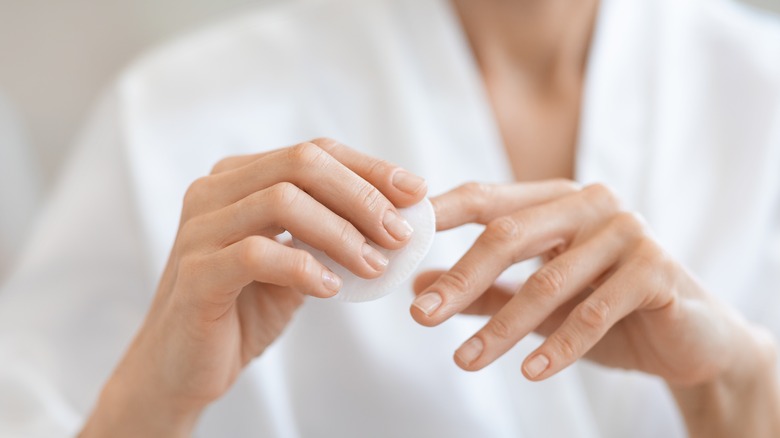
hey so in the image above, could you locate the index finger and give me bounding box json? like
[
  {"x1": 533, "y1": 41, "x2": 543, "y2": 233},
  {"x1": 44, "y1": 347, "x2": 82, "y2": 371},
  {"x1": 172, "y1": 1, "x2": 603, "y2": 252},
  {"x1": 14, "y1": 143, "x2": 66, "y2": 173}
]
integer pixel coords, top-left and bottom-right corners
[
  {"x1": 311, "y1": 138, "x2": 427, "y2": 208},
  {"x1": 432, "y1": 180, "x2": 580, "y2": 231}
]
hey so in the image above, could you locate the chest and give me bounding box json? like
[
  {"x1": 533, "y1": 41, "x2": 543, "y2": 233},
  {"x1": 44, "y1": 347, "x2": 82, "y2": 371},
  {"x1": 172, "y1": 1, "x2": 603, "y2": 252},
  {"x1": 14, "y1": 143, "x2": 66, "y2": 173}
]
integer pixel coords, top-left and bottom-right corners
[{"x1": 483, "y1": 75, "x2": 583, "y2": 182}]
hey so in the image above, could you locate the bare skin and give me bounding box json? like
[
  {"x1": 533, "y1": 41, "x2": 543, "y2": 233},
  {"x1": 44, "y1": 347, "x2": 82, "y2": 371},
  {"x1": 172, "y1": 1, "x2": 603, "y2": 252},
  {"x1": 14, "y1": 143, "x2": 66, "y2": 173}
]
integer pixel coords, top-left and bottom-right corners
[
  {"x1": 80, "y1": 139, "x2": 428, "y2": 436},
  {"x1": 81, "y1": 1, "x2": 780, "y2": 437},
  {"x1": 408, "y1": 1, "x2": 780, "y2": 437},
  {"x1": 453, "y1": 0, "x2": 598, "y2": 181}
]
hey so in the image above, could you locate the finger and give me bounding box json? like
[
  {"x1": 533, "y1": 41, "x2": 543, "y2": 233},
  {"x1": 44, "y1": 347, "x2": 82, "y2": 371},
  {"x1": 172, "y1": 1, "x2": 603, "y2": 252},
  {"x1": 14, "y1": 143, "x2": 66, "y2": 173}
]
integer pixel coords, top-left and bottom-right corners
[
  {"x1": 411, "y1": 184, "x2": 621, "y2": 327},
  {"x1": 209, "y1": 150, "x2": 276, "y2": 174},
  {"x1": 208, "y1": 139, "x2": 428, "y2": 208},
  {"x1": 187, "y1": 142, "x2": 415, "y2": 249},
  {"x1": 520, "y1": 252, "x2": 665, "y2": 381},
  {"x1": 310, "y1": 138, "x2": 428, "y2": 207},
  {"x1": 432, "y1": 180, "x2": 580, "y2": 231},
  {"x1": 412, "y1": 270, "x2": 443, "y2": 293},
  {"x1": 183, "y1": 182, "x2": 388, "y2": 279},
  {"x1": 178, "y1": 236, "x2": 341, "y2": 319},
  {"x1": 450, "y1": 212, "x2": 638, "y2": 371},
  {"x1": 413, "y1": 270, "x2": 516, "y2": 316}
]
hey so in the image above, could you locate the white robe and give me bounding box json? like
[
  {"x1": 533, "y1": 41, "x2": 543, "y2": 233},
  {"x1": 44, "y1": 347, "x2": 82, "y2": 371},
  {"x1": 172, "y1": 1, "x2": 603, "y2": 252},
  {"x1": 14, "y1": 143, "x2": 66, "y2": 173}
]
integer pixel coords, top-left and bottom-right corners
[
  {"x1": 1, "y1": 0, "x2": 779, "y2": 436},
  {"x1": 0, "y1": 92, "x2": 39, "y2": 281}
]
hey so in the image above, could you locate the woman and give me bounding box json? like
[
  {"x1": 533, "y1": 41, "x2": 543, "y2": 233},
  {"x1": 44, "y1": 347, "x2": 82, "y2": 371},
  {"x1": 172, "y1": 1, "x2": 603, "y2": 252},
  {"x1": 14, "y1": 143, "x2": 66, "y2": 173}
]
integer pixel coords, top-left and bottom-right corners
[{"x1": 1, "y1": 0, "x2": 779, "y2": 436}]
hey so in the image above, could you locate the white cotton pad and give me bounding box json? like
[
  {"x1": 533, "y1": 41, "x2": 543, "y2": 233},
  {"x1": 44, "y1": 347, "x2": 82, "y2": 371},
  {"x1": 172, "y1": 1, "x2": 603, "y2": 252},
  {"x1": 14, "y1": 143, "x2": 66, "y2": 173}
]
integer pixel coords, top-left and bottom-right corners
[{"x1": 292, "y1": 198, "x2": 436, "y2": 303}]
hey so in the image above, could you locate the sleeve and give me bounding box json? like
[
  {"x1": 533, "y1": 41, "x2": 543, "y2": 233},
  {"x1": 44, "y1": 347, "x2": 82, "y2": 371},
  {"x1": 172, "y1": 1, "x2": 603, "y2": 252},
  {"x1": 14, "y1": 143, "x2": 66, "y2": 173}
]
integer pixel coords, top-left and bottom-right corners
[{"x1": 0, "y1": 89, "x2": 157, "y2": 437}]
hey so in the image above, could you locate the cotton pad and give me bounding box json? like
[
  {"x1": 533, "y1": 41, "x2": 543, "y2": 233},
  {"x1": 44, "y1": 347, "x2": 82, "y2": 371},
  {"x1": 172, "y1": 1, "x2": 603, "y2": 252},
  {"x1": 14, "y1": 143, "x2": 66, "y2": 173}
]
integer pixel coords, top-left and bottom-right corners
[{"x1": 292, "y1": 198, "x2": 436, "y2": 302}]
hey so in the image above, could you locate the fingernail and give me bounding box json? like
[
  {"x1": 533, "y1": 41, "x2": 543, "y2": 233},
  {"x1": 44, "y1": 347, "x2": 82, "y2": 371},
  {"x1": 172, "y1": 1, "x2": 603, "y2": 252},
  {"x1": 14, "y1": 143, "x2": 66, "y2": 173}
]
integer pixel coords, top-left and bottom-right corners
[
  {"x1": 524, "y1": 354, "x2": 550, "y2": 379},
  {"x1": 412, "y1": 291, "x2": 442, "y2": 316},
  {"x1": 362, "y1": 243, "x2": 389, "y2": 271},
  {"x1": 392, "y1": 170, "x2": 426, "y2": 195},
  {"x1": 455, "y1": 337, "x2": 483, "y2": 365},
  {"x1": 383, "y1": 210, "x2": 413, "y2": 240},
  {"x1": 322, "y1": 270, "x2": 342, "y2": 293}
]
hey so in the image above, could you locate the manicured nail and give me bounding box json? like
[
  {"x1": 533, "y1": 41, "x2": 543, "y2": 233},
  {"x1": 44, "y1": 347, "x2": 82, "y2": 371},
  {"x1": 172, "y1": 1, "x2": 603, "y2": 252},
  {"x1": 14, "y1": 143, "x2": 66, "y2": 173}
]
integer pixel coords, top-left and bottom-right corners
[
  {"x1": 362, "y1": 243, "x2": 389, "y2": 271},
  {"x1": 524, "y1": 354, "x2": 550, "y2": 379},
  {"x1": 392, "y1": 170, "x2": 426, "y2": 195},
  {"x1": 322, "y1": 270, "x2": 342, "y2": 293},
  {"x1": 455, "y1": 337, "x2": 483, "y2": 365},
  {"x1": 383, "y1": 210, "x2": 413, "y2": 240},
  {"x1": 412, "y1": 291, "x2": 442, "y2": 316}
]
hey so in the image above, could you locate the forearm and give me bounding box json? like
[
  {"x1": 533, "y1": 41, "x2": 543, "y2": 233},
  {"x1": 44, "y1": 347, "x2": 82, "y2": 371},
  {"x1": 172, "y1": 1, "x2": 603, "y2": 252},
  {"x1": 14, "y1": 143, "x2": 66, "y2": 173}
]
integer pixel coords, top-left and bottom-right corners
[{"x1": 670, "y1": 326, "x2": 780, "y2": 438}]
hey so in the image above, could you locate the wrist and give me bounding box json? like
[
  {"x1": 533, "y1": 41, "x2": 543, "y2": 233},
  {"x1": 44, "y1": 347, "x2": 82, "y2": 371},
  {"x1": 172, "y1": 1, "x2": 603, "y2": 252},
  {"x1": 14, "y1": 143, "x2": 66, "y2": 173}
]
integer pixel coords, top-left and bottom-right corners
[
  {"x1": 80, "y1": 364, "x2": 205, "y2": 437},
  {"x1": 669, "y1": 324, "x2": 780, "y2": 438}
]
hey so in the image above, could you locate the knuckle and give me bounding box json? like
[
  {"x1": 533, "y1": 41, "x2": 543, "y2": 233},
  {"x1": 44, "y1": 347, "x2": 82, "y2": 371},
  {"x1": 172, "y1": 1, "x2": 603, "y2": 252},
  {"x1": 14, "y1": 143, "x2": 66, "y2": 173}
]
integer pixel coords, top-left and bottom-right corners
[
  {"x1": 656, "y1": 250, "x2": 677, "y2": 275},
  {"x1": 289, "y1": 142, "x2": 329, "y2": 168},
  {"x1": 291, "y1": 251, "x2": 317, "y2": 282},
  {"x1": 267, "y1": 182, "x2": 301, "y2": 209},
  {"x1": 583, "y1": 183, "x2": 621, "y2": 212},
  {"x1": 584, "y1": 182, "x2": 614, "y2": 199},
  {"x1": 610, "y1": 211, "x2": 646, "y2": 238},
  {"x1": 460, "y1": 181, "x2": 491, "y2": 198},
  {"x1": 210, "y1": 157, "x2": 236, "y2": 174},
  {"x1": 181, "y1": 176, "x2": 213, "y2": 219},
  {"x1": 355, "y1": 182, "x2": 385, "y2": 214},
  {"x1": 551, "y1": 332, "x2": 580, "y2": 360},
  {"x1": 484, "y1": 216, "x2": 521, "y2": 245},
  {"x1": 239, "y1": 236, "x2": 267, "y2": 268},
  {"x1": 632, "y1": 239, "x2": 668, "y2": 272},
  {"x1": 576, "y1": 298, "x2": 611, "y2": 331},
  {"x1": 336, "y1": 220, "x2": 359, "y2": 247},
  {"x1": 485, "y1": 316, "x2": 514, "y2": 340},
  {"x1": 631, "y1": 240, "x2": 676, "y2": 293},
  {"x1": 551, "y1": 178, "x2": 582, "y2": 194},
  {"x1": 183, "y1": 176, "x2": 211, "y2": 206},
  {"x1": 310, "y1": 137, "x2": 340, "y2": 152},
  {"x1": 629, "y1": 252, "x2": 656, "y2": 279},
  {"x1": 527, "y1": 264, "x2": 567, "y2": 300},
  {"x1": 365, "y1": 158, "x2": 394, "y2": 182},
  {"x1": 177, "y1": 215, "x2": 202, "y2": 244},
  {"x1": 457, "y1": 182, "x2": 491, "y2": 217},
  {"x1": 440, "y1": 267, "x2": 473, "y2": 293}
]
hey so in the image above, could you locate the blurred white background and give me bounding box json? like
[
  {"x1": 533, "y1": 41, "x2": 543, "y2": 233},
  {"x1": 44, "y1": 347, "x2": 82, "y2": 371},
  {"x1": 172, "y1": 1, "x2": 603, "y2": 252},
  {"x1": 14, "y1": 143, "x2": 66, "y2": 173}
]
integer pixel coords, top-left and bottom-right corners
[
  {"x1": 0, "y1": 0, "x2": 280, "y2": 188},
  {"x1": 0, "y1": 0, "x2": 278, "y2": 278},
  {"x1": 0, "y1": 0, "x2": 778, "y2": 279}
]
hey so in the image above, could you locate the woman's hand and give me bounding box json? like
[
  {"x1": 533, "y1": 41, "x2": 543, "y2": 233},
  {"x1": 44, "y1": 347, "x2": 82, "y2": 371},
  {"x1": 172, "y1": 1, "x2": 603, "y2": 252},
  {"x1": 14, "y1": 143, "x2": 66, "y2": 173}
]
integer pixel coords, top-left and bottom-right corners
[
  {"x1": 81, "y1": 138, "x2": 427, "y2": 437},
  {"x1": 410, "y1": 180, "x2": 779, "y2": 436}
]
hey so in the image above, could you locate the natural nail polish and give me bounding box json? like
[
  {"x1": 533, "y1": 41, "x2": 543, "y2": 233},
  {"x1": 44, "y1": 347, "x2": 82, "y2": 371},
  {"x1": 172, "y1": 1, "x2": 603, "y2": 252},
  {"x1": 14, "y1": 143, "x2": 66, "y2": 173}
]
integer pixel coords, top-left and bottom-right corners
[
  {"x1": 322, "y1": 270, "x2": 342, "y2": 293},
  {"x1": 362, "y1": 243, "x2": 389, "y2": 271},
  {"x1": 383, "y1": 210, "x2": 414, "y2": 240},
  {"x1": 412, "y1": 291, "x2": 442, "y2": 316},
  {"x1": 392, "y1": 170, "x2": 426, "y2": 195},
  {"x1": 524, "y1": 354, "x2": 550, "y2": 379},
  {"x1": 455, "y1": 337, "x2": 484, "y2": 366}
]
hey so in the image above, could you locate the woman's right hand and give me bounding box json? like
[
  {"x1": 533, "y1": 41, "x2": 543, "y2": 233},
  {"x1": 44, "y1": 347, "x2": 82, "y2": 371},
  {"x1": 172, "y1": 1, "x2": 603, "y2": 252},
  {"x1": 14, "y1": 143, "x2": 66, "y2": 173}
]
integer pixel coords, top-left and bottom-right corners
[{"x1": 80, "y1": 138, "x2": 427, "y2": 437}]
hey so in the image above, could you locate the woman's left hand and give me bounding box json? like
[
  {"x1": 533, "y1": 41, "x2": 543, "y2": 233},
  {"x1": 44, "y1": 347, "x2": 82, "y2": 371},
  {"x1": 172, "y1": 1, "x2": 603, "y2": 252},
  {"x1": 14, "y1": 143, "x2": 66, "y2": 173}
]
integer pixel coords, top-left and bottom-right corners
[{"x1": 410, "y1": 180, "x2": 774, "y2": 386}]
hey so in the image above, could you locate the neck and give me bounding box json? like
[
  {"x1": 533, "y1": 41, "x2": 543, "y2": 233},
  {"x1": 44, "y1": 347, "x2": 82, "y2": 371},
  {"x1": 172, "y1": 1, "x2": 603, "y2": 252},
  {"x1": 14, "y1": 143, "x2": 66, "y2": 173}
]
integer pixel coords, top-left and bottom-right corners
[{"x1": 453, "y1": 0, "x2": 599, "y2": 88}]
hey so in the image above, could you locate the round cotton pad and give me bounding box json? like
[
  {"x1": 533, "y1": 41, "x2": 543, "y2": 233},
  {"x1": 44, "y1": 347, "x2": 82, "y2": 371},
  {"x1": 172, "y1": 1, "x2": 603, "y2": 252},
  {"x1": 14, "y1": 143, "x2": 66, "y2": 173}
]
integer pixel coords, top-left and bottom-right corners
[{"x1": 292, "y1": 198, "x2": 436, "y2": 303}]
